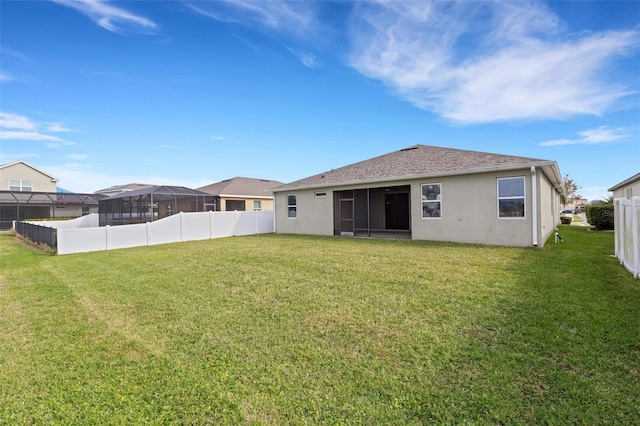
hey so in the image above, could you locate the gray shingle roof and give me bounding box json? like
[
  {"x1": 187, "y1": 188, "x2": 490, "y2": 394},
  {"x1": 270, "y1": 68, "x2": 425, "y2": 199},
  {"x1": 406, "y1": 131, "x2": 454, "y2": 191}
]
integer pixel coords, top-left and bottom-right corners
[
  {"x1": 197, "y1": 177, "x2": 283, "y2": 197},
  {"x1": 273, "y1": 145, "x2": 556, "y2": 191}
]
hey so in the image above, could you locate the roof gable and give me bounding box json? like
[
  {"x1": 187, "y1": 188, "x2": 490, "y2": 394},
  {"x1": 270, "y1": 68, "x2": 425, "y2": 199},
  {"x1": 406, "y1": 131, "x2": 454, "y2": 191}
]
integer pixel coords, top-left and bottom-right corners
[
  {"x1": 197, "y1": 177, "x2": 283, "y2": 197},
  {"x1": 273, "y1": 145, "x2": 556, "y2": 191},
  {"x1": 608, "y1": 172, "x2": 640, "y2": 192},
  {"x1": 0, "y1": 161, "x2": 59, "y2": 182}
]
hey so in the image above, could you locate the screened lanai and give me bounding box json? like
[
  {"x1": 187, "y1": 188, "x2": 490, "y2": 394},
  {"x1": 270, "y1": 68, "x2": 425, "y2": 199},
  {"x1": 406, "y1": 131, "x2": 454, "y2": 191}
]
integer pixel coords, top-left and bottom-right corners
[{"x1": 99, "y1": 186, "x2": 216, "y2": 226}]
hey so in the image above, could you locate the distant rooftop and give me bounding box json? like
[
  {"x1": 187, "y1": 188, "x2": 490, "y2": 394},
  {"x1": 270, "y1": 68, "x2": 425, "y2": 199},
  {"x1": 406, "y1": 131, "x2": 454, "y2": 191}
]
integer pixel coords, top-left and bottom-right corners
[{"x1": 197, "y1": 177, "x2": 283, "y2": 198}]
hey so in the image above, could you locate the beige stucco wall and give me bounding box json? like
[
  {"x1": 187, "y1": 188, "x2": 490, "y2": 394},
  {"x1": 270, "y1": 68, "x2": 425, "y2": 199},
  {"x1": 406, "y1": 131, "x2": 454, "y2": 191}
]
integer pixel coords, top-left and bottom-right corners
[
  {"x1": 275, "y1": 189, "x2": 334, "y2": 235},
  {"x1": 221, "y1": 197, "x2": 274, "y2": 211},
  {"x1": 409, "y1": 171, "x2": 534, "y2": 246},
  {"x1": 0, "y1": 162, "x2": 57, "y2": 192},
  {"x1": 538, "y1": 170, "x2": 560, "y2": 245},
  {"x1": 275, "y1": 167, "x2": 559, "y2": 247}
]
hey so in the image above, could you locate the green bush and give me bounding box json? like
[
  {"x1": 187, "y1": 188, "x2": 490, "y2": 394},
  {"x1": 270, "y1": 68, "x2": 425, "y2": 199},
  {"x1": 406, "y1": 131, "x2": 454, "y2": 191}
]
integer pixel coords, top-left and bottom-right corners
[
  {"x1": 586, "y1": 204, "x2": 614, "y2": 230},
  {"x1": 560, "y1": 216, "x2": 572, "y2": 225}
]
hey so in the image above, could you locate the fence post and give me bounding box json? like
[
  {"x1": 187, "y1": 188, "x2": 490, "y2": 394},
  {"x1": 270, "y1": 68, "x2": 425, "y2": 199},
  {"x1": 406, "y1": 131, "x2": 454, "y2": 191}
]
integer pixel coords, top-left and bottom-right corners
[{"x1": 105, "y1": 225, "x2": 110, "y2": 251}]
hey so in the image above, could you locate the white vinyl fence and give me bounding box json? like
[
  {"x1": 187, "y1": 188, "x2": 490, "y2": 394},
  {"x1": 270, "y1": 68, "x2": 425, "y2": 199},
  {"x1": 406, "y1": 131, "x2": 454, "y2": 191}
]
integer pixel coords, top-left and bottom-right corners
[
  {"x1": 613, "y1": 197, "x2": 640, "y2": 278},
  {"x1": 55, "y1": 211, "x2": 274, "y2": 255},
  {"x1": 26, "y1": 213, "x2": 100, "y2": 229}
]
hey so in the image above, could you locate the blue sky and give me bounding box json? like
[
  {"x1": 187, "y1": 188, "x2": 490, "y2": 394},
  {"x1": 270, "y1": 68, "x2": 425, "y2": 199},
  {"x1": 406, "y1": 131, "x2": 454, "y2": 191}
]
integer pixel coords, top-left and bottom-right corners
[{"x1": 1, "y1": 0, "x2": 639, "y2": 200}]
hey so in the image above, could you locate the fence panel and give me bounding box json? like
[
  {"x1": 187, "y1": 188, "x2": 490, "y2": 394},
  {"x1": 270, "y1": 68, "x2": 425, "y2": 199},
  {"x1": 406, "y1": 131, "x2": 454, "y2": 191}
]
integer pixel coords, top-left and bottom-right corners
[
  {"x1": 27, "y1": 214, "x2": 99, "y2": 230},
  {"x1": 15, "y1": 221, "x2": 57, "y2": 248},
  {"x1": 181, "y1": 212, "x2": 211, "y2": 242},
  {"x1": 57, "y1": 227, "x2": 106, "y2": 254},
  {"x1": 147, "y1": 214, "x2": 182, "y2": 246},
  {"x1": 614, "y1": 197, "x2": 640, "y2": 278},
  {"x1": 210, "y1": 211, "x2": 237, "y2": 238},
  {"x1": 50, "y1": 210, "x2": 274, "y2": 255},
  {"x1": 108, "y1": 223, "x2": 149, "y2": 250}
]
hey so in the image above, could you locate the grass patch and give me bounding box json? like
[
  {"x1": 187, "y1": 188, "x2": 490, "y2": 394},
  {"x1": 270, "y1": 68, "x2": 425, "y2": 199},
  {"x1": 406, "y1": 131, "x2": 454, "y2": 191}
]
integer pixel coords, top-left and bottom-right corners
[{"x1": 1, "y1": 226, "x2": 638, "y2": 424}]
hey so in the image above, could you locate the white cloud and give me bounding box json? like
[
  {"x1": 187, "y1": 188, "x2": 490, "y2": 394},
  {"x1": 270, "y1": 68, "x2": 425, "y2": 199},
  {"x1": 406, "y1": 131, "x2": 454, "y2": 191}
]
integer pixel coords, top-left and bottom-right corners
[
  {"x1": 52, "y1": 0, "x2": 157, "y2": 34},
  {"x1": 210, "y1": 136, "x2": 225, "y2": 141},
  {"x1": 188, "y1": 0, "x2": 317, "y2": 40},
  {"x1": 0, "y1": 112, "x2": 75, "y2": 147},
  {"x1": 347, "y1": 1, "x2": 640, "y2": 123},
  {"x1": 540, "y1": 126, "x2": 632, "y2": 146},
  {"x1": 67, "y1": 154, "x2": 89, "y2": 160}
]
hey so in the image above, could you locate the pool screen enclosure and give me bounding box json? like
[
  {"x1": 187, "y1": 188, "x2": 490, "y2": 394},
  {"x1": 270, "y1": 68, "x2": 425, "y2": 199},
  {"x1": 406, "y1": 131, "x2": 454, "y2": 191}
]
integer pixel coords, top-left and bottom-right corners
[{"x1": 99, "y1": 185, "x2": 215, "y2": 226}]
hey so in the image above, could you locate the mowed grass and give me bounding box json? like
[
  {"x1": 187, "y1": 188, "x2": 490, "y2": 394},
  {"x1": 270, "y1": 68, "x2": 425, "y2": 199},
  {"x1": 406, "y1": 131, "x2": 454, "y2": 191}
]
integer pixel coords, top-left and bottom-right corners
[{"x1": 1, "y1": 226, "x2": 638, "y2": 424}]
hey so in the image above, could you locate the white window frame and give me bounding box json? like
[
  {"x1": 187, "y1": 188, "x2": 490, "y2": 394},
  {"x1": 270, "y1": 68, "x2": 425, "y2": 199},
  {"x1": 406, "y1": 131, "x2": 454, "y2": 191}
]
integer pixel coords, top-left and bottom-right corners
[
  {"x1": 253, "y1": 200, "x2": 262, "y2": 211},
  {"x1": 421, "y1": 183, "x2": 442, "y2": 219},
  {"x1": 287, "y1": 194, "x2": 297, "y2": 218},
  {"x1": 9, "y1": 179, "x2": 32, "y2": 192},
  {"x1": 497, "y1": 176, "x2": 526, "y2": 219}
]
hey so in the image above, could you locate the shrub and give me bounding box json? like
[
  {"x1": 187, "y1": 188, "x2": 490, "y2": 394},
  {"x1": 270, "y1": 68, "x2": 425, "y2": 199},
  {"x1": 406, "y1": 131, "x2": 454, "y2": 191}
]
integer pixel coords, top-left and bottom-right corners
[
  {"x1": 586, "y1": 204, "x2": 614, "y2": 230},
  {"x1": 560, "y1": 216, "x2": 572, "y2": 225}
]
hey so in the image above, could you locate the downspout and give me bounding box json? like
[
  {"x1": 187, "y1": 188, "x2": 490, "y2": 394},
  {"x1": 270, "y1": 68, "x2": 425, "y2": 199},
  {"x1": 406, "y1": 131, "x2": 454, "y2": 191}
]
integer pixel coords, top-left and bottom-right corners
[{"x1": 531, "y1": 166, "x2": 538, "y2": 247}]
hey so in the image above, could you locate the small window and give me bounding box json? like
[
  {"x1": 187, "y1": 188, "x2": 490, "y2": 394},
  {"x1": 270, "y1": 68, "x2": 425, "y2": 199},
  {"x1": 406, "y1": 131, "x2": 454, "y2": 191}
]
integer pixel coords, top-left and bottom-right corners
[
  {"x1": 626, "y1": 188, "x2": 633, "y2": 199},
  {"x1": 315, "y1": 192, "x2": 326, "y2": 198},
  {"x1": 498, "y1": 177, "x2": 525, "y2": 218},
  {"x1": 253, "y1": 200, "x2": 261, "y2": 211},
  {"x1": 287, "y1": 194, "x2": 297, "y2": 218},
  {"x1": 421, "y1": 183, "x2": 442, "y2": 218},
  {"x1": 9, "y1": 179, "x2": 32, "y2": 192}
]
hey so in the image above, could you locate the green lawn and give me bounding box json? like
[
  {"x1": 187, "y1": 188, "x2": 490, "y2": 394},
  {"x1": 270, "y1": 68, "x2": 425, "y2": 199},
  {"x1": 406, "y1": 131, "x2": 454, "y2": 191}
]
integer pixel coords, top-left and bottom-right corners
[{"x1": 1, "y1": 226, "x2": 638, "y2": 424}]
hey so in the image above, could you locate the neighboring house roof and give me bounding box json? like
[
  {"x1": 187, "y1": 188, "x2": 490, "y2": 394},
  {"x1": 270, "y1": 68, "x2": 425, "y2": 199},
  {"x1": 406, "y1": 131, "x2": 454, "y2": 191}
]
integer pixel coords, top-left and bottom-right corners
[
  {"x1": 197, "y1": 177, "x2": 283, "y2": 198},
  {"x1": 273, "y1": 144, "x2": 562, "y2": 191},
  {"x1": 102, "y1": 185, "x2": 212, "y2": 200},
  {"x1": 94, "y1": 183, "x2": 155, "y2": 195},
  {"x1": 608, "y1": 173, "x2": 640, "y2": 192},
  {"x1": 0, "y1": 161, "x2": 59, "y2": 182}
]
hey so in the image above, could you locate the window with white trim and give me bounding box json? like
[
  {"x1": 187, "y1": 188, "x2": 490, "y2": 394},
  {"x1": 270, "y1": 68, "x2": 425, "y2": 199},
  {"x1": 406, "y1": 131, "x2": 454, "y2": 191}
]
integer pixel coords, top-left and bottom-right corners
[
  {"x1": 287, "y1": 194, "x2": 297, "y2": 218},
  {"x1": 498, "y1": 177, "x2": 525, "y2": 218},
  {"x1": 253, "y1": 200, "x2": 261, "y2": 211},
  {"x1": 421, "y1": 183, "x2": 442, "y2": 218},
  {"x1": 9, "y1": 179, "x2": 32, "y2": 192}
]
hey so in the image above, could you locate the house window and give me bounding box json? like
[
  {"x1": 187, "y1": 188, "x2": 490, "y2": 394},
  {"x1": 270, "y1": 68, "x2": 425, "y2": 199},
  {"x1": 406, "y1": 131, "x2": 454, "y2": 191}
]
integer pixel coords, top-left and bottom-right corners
[
  {"x1": 9, "y1": 179, "x2": 32, "y2": 191},
  {"x1": 315, "y1": 192, "x2": 326, "y2": 198},
  {"x1": 498, "y1": 177, "x2": 525, "y2": 218},
  {"x1": 421, "y1": 183, "x2": 442, "y2": 218},
  {"x1": 626, "y1": 188, "x2": 633, "y2": 199},
  {"x1": 287, "y1": 194, "x2": 297, "y2": 218},
  {"x1": 226, "y1": 200, "x2": 246, "y2": 211},
  {"x1": 253, "y1": 200, "x2": 261, "y2": 211}
]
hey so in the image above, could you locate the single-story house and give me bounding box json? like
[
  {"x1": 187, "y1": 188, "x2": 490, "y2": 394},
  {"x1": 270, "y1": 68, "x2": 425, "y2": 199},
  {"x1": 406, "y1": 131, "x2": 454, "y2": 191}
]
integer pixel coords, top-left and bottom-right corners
[
  {"x1": 608, "y1": 173, "x2": 640, "y2": 200},
  {"x1": 0, "y1": 161, "x2": 103, "y2": 230},
  {"x1": 197, "y1": 177, "x2": 283, "y2": 212},
  {"x1": 99, "y1": 185, "x2": 215, "y2": 226},
  {"x1": 272, "y1": 145, "x2": 564, "y2": 247}
]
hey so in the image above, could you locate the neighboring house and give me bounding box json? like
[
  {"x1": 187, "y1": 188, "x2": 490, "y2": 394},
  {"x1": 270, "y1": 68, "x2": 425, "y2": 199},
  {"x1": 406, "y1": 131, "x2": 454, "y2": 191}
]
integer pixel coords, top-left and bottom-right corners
[
  {"x1": 94, "y1": 183, "x2": 156, "y2": 197},
  {"x1": 608, "y1": 173, "x2": 640, "y2": 200},
  {"x1": 0, "y1": 161, "x2": 102, "y2": 230},
  {"x1": 272, "y1": 145, "x2": 564, "y2": 247},
  {"x1": 197, "y1": 177, "x2": 283, "y2": 212},
  {"x1": 99, "y1": 185, "x2": 216, "y2": 226},
  {"x1": 564, "y1": 197, "x2": 588, "y2": 212}
]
